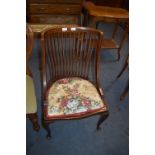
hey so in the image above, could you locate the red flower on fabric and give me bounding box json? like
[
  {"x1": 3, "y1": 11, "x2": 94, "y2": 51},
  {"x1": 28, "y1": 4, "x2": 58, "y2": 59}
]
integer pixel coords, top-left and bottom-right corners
[
  {"x1": 69, "y1": 89, "x2": 79, "y2": 96},
  {"x1": 60, "y1": 98, "x2": 68, "y2": 107},
  {"x1": 81, "y1": 99, "x2": 91, "y2": 107}
]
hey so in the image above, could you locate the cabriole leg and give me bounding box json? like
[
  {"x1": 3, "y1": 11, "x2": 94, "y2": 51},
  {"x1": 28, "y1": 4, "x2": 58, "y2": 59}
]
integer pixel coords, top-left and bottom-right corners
[
  {"x1": 42, "y1": 121, "x2": 52, "y2": 139},
  {"x1": 97, "y1": 111, "x2": 109, "y2": 130}
]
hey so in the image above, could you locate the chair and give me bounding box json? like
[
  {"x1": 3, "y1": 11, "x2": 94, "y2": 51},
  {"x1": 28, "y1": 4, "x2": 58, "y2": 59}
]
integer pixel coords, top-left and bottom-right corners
[
  {"x1": 41, "y1": 26, "x2": 109, "y2": 139},
  {"x1": 26, "y1": 24, "x2": 40, "y2": 131},
  {"x1": 83, "y1": 1, "x2": 129, "y2": 61}
]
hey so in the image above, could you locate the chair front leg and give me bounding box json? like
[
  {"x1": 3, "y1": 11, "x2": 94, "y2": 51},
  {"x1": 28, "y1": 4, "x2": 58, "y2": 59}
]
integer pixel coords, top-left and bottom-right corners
[
  {"x1": 42, "y1": 120, "x2": 52, "y2": 139},
  {"x1": 97, "y1": 111, "x2": 109, "y2": 130}
]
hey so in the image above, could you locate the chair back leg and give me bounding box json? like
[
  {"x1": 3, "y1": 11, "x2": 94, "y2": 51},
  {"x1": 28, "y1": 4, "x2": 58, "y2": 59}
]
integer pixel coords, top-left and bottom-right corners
[{"x1": 27, "y1": 113, "x2": 40, "y2": 132}]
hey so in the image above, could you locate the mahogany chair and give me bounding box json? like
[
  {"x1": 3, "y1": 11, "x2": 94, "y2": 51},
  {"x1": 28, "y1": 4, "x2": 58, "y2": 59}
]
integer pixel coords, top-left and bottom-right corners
[
  {"x1": 41, "y1": 26, "x2": 109, "y2": 139},
  {"x1": 82, "y1": 1, "x2": 129, "y2": 61},
  {"x1": 26, "y1": 24, "x2": 40, "y2": 131}
]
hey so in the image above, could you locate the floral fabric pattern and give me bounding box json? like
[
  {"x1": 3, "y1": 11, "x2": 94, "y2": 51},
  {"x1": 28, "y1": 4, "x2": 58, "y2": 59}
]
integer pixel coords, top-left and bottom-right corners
[{"x1": 47, "y1": 77, "x2": 106, "y2": 116}]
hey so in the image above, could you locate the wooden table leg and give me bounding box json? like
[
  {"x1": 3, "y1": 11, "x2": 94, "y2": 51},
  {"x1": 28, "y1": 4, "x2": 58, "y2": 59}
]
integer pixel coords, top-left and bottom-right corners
[
  {"x1": 120, "y1": 81, "x2": 129, "y2": 100},
  {"x1": 90, "y1": 16, "x2": 97, "y2": 28},
  {"x1": 117, "y1": 54, "x2": 129, "y2": 78},
  {"x1": 83, "y1": 9, "x2": 89, "y2": 27},
  {"x1": 117, "y1": 25, "x2": 128, "y2": 60},
  {"x1": 112, "y1": 23, "x2": 118, "y2": 39}
]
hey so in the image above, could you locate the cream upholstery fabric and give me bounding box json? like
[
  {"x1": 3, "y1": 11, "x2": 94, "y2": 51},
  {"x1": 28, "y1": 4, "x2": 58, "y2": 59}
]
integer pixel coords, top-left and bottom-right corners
[
  {"x1": 26, "y1": 75, "x2": 37, "y2": 114},
  {"x1": 47, "y1": 77, "x2": 106, "y2": 116}
]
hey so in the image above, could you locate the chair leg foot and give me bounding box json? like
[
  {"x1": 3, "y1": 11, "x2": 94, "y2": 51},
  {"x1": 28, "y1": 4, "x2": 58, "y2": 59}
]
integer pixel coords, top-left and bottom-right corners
[
  {"x1": 96, "y1": 111, "x2": 109, "y2": 131},
  {"x1": 43, "y1": 122, "x2": 52, "y2": 139}
]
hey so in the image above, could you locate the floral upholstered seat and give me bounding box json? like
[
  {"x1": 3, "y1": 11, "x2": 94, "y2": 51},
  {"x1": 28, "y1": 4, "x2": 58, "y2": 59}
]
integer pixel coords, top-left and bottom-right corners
[{"x1": 46, "y1": 77, "x2": 106, "y2": 118}]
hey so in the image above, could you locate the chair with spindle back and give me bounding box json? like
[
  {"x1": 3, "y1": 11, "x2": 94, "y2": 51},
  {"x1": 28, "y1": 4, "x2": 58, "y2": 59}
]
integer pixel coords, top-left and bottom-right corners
[
  {"x1": 41, "y1": 26, "x2": 109, "y2": 139},
  {"x1": 26, "y1": 23, "x2": 40, "y2": 131}
]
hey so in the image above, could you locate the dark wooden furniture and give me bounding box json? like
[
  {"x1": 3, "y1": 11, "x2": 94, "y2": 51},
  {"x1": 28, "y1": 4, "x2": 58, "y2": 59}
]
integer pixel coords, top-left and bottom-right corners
[
  {"x1": 29, "y1": 23, "x2": 78, "y2": 38},
  {"x1": 86, "y1": 0, "x2": 128, "y2": 8},
  {"x1": 83, "y1": 1, "x2": 129, "y2": 61},
  {"x1": 41, "y1": 26, "x2": 109, "y2": 138},
  {"x1": 26, "y1": 24, "x2": 40, "y2": 132},
  {"x1": 26, "y1": 0, "x2": 84, "y2": 25}
]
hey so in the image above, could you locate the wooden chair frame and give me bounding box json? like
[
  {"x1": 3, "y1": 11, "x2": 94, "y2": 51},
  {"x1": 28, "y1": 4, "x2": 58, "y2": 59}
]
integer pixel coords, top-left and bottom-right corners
[
  {"x1": 82, "y1": 1, "x2": 129, "y2": 61},
  {"x1": 41, "y1": 26, "x2": 109, "y2": 139},
  {"x1": 26, "y1": 23, "x2": 40, "y2": 132}
]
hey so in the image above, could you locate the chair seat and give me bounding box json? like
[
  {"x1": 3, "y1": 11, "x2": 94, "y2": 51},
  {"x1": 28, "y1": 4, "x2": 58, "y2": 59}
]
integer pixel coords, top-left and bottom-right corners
[
  {"x1": 26, "y1": 75, "x2": 37, "y2": 114},
  {"x1": 46, "y1": 77, "x2": 107, "y2": 119}
]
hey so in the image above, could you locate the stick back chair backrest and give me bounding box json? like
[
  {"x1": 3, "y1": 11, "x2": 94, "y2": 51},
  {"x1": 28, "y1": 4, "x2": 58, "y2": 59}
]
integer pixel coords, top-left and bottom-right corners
[
  {"x1": 26, "y1": 23, "x2": 34, "y2": 76},
  {"x1": 41, "y1": 27, "x2": 103, "y2": 93}
]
